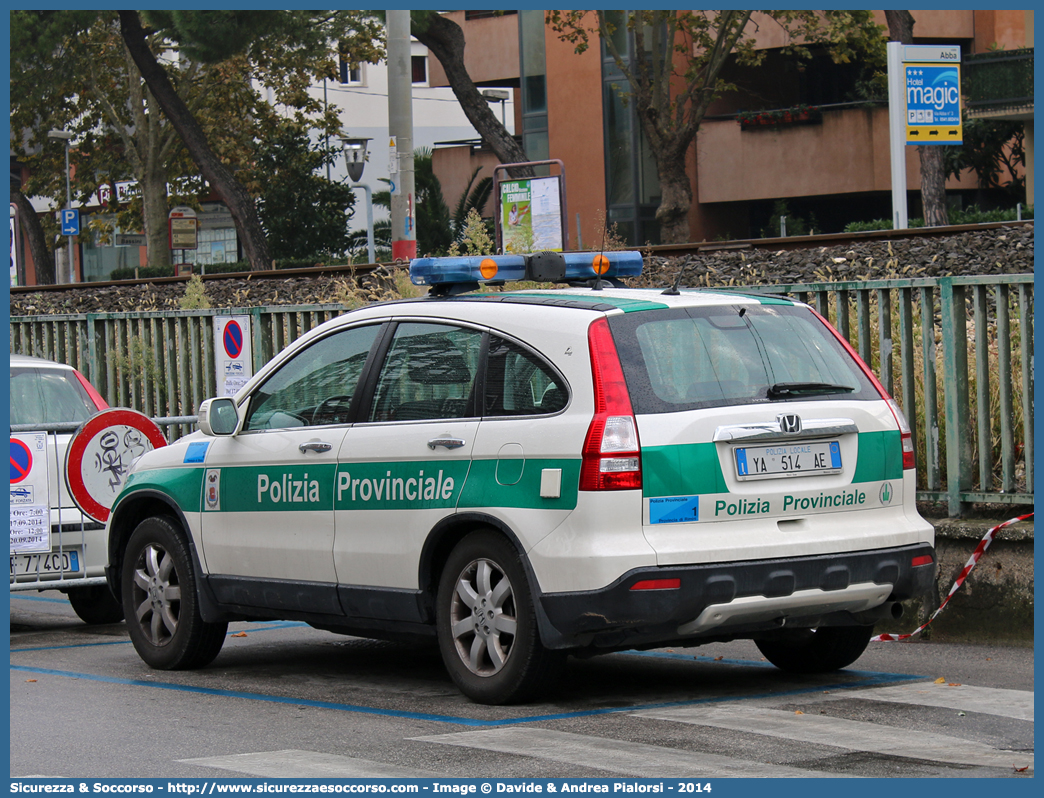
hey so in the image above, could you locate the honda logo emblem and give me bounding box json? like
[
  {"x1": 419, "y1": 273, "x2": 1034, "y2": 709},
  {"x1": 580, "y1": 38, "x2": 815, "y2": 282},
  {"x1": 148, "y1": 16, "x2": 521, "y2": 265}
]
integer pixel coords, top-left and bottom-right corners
[{"x1": 778, "y1": 414, "x2": 802, "y2": 434}]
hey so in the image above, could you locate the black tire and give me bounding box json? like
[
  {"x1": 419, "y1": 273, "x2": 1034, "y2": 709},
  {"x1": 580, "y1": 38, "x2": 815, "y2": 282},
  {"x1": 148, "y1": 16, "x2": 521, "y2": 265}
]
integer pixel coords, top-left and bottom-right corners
[
  {"x1": 66, "y1": 585, "x2": 125, "y2": 625},
  {"x1": 755, "y1": 625, "x2": 874, "y2": 673},
  {"x1": 436, "y1": 530, "x2": 564, "y2": 704},
  {"x1": 121, "y1": 516, "x2": 227, "y2": 670}
]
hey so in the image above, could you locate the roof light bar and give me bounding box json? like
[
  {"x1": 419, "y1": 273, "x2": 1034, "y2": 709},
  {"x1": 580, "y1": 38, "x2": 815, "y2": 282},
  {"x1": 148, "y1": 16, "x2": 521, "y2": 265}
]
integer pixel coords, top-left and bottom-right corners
[{"x1": 410, "y1": 250, "x2": 643, "y2": 289}]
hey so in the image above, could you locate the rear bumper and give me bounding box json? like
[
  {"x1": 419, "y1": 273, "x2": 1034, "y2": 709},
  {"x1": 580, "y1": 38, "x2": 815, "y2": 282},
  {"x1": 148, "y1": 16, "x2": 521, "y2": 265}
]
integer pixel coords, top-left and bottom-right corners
[{"x1": 537, "y1": 543, "x2": 935, "y2": 649}]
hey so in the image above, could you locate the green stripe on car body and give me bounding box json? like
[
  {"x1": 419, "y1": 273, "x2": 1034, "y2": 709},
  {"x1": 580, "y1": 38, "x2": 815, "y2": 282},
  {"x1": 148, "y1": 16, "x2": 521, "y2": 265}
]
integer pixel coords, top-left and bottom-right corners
[
  {"x1": 458, "y1": 458, "x2": 580, "y2": 510},
  {"x1": 641, "y1": 430, "x2": 904, "y2": 497},
  {"x1": 506, "y1": 292, "x2": 670, "y2": 313},
  {"x1": 118, "y1": 467, "x2": 206, "y2": 513},
  {"x1": 689, "y1": 289, "x2": 796, "y2": 306},
  {"x1": 850, "y1": 430, "x2": 905, "y2": 482}
]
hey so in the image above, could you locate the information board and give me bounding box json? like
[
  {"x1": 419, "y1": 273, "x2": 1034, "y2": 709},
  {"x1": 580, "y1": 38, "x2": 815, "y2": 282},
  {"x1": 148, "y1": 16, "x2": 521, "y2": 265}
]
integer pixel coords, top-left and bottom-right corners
[
  {"x1": 500, "y1": 176, "x2": 563, "y2": 253},
  {"x1": 905, "y1": 63, "x2": 962, "y2": 145}
]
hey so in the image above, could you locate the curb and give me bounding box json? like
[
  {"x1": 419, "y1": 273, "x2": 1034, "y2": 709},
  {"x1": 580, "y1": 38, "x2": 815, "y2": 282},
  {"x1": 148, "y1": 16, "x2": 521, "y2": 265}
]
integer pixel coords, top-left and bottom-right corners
[{"x1": 874, "y1": 515, "x2": 1034, "y2": 645}]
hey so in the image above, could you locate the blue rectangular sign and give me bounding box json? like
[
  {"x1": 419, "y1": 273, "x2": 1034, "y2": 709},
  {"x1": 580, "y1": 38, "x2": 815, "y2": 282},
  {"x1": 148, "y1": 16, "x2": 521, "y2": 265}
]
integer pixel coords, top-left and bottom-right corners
[
  {"x1": 905, "y1": 64, "x2": 962, "y2": 145},
  {"x1": 60, "y1": 208, "x2": 80, "y2": 235}
]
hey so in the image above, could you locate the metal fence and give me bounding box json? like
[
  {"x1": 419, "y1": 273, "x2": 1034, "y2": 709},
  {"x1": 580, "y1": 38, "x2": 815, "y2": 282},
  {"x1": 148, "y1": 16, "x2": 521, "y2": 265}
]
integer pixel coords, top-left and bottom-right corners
[
  {"x1": 963, "y1": 47, "x2": 1034, "y2": 113},
  {"x1": 10, "y1": 305, "x2": 345, "y2": 441},
  {"x1": 741, "y1": 274, "x2": 1033, "y2": 515},
  {"x1": 10, "y1": 276, "x2": 1033, "y2": 516}
]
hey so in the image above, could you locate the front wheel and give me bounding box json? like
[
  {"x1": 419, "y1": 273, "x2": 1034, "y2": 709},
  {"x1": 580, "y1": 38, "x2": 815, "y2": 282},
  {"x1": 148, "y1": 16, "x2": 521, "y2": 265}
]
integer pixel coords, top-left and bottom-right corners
[
  {"x1": 121, "y1": 516, "x2": 227, "y2": 670},
  {"x1": 66, "y1": 585, "x2": 125, "y2": 625},
  {"x1": 436, "y1": 531, "x2": 564, "y2": 704},
  {"x1": 754, "y1": 625, "x2": 873, "y2": 673}
]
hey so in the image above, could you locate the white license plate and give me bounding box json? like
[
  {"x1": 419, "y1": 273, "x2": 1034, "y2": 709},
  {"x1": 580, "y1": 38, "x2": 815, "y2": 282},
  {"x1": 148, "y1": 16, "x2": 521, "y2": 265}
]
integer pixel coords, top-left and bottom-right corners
[
  {"x1": 9, "y1": 549, "x2": 82, "y2": 578},
  {"x1": 735, "y1": 440, "x2": 842, "y2": 480}
]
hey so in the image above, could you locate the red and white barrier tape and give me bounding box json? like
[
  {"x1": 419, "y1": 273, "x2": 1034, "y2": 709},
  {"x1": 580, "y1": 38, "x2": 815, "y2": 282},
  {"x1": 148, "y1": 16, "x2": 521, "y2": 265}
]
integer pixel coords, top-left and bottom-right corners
[{"x1": 872, "y1": 511, "x2": 1034, "y2": 642}]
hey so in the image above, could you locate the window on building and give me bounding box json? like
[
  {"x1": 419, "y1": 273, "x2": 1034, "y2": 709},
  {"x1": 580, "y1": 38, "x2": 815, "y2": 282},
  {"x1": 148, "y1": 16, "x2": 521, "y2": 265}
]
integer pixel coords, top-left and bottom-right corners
[
  {"x1": 412, "y1": 55, "x2": 428, "y2": 85},
  {"x1": 339, "y1": 55, "x2": 363, "y2": 85}
]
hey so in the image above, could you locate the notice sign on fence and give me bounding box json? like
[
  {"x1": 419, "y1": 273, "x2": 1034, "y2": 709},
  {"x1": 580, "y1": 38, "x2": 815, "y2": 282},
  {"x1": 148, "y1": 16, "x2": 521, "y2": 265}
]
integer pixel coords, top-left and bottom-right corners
[
  {"x1": 10, "y1": 433, "x2": 51, "y2": 553},
  {"x1": 214, "y1": 315, "x2": 253, "y2": 397},
  {"x1": 168, "y1": 206, "x2": 198, "y2": 250}
]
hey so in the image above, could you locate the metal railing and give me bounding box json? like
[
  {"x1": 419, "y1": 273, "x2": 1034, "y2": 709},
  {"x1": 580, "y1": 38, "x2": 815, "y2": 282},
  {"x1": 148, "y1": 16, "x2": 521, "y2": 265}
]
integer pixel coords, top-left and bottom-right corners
[
  {"x1": 963, "y1": 47, "x2": 1034, "y2": 113},
  {"x1": 10, "y1": 277, "x2": 1033, "y2": 516},
  {"x1": 736, "y1": 274, "x2": 1033, "y2": 515},
  {"x1": 10, "y1": 305, "x2": 345, "y2": 442}
]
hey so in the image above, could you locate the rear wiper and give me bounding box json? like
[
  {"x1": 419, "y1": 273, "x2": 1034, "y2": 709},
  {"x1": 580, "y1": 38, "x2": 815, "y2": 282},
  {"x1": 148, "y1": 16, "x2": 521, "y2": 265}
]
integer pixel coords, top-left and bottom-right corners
[{"x1": 767, "y1": 382, "x2": 855, "y2": 399}]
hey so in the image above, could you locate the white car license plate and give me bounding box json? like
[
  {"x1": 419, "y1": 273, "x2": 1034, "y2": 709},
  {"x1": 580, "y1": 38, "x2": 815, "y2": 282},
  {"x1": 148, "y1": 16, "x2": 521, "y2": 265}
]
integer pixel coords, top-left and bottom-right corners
[
  {"x1": 735, "y1": 440, "x2": 842, "y2": 480},
  {"x1": 9, "y1": 549, "x2": 82, "y2": 578}
]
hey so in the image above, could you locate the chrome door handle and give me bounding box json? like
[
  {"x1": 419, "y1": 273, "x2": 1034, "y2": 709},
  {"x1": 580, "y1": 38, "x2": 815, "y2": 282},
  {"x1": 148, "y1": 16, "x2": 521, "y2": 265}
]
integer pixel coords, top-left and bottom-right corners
[
  {"x1": 428, "y1": 437, "x2": 465, "y2": 450},
  {"x1": 299, "y1": 441, "x2": 332, "y2": 453}
]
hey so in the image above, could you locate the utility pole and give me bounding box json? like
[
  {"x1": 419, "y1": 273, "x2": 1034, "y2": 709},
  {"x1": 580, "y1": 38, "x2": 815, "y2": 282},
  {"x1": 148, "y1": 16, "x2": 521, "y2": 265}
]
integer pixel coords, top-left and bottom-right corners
[{"x1": 386, "y1": 10, "x2": 416, "y2": 261}]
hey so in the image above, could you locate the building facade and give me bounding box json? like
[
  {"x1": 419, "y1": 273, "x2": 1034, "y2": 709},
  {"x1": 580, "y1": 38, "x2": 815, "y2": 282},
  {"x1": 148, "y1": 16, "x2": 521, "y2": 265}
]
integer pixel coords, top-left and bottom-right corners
[{"x1": 431, "y1": 9, "x2": 1033, "y2": 247}]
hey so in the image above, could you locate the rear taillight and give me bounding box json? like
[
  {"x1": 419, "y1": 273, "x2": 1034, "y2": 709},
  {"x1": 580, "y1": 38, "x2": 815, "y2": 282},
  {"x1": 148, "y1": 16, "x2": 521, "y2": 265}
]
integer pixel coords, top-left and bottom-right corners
[
  {"x1": 886, "y1": 398, "x2": 917, "y2": 470},
  {"x1": 810, "y1": 309, "x2": 916, "y2": 471},
  {"x1": 579, "y1": 318, "x2": 642, "y2": 491}
]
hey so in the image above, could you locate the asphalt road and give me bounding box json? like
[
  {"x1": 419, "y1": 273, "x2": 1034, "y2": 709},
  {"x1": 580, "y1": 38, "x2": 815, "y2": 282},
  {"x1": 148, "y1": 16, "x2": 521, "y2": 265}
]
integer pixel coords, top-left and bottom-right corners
[{"x1": 9, "y1": 589, "x2": 1034, "y2": 782}]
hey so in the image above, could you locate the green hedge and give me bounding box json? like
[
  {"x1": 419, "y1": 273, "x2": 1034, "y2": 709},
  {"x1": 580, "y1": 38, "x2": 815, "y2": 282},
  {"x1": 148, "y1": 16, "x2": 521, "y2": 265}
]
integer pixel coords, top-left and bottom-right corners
[{"x1": 844, "y1": 205, "x2": 1033, "y2": 233}]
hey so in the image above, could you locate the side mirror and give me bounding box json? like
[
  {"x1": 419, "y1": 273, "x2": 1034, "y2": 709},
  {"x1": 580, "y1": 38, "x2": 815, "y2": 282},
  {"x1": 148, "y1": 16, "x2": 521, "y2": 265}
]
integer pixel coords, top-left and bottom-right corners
[{"x1": 197, "y1": 397, "x2": 240, "y2": 436}]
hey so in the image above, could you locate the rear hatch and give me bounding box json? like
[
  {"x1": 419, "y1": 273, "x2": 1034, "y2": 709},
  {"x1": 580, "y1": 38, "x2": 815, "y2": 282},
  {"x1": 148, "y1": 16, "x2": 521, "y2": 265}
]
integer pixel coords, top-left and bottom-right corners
[{"x1": 608, "y1": 298, "x2": 931, "y2": 565}]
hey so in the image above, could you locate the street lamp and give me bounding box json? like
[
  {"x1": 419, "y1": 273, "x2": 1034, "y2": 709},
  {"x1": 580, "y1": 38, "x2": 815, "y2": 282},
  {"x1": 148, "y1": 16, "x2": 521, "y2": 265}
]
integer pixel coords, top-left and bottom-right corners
[
  {"x1": 47, "y1": 129, "x2": 75, "y2": 282},
  {"x1": 482, "y1": 89, "x2": 510, "y2": 126},
  {"x1": 339, "y1": 135, "x2": 375, "y2": 264}
]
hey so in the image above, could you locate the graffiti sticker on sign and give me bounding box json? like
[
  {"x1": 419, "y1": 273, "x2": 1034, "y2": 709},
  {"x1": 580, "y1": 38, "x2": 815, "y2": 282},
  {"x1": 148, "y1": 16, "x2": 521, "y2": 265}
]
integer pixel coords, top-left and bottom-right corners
[{"x1": 65, "y1": 408, "x2": 168, "y2": 522}]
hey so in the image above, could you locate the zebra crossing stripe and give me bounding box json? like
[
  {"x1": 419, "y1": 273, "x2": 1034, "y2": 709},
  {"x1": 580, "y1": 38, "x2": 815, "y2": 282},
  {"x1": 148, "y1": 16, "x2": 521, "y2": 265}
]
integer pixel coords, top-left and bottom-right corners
[
  {"x1": 409, "y1": 728, "x2": 850, "y2": 778},
  {"x1": 178, "y1": 750, "x2": 442, "y2": 778},
  {"x1": 633, "y1": 705, "x2": 1032, "y2": 771},
  {"x1": 835, "y1": 683, "x2": 1033, "y2": 722}
]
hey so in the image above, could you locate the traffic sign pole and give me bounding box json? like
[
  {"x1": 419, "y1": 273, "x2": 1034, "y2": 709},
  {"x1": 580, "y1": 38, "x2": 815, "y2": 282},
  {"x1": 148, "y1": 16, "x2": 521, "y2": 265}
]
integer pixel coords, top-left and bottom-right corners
[{"x1": 887, "y1": 42, "x2": 909, "y2": 231}]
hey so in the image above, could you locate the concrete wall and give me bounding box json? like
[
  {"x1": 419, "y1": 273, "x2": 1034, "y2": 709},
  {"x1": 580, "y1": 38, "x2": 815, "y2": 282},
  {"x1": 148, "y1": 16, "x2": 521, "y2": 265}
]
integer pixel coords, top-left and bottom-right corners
[
  {"x1": 877, "y1": 517, "x2": 1034, "y2": 645},
  {"x1": 696, "y1": 108, "x2": 980, "y2": 205}
]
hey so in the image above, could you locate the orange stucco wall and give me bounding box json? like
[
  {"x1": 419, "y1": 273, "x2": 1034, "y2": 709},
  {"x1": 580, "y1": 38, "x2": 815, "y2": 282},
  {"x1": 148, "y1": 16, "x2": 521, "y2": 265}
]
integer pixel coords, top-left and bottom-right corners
[
  {"x1": 427, "y1": 11, "x2": 521, "y2": 87},
  {"x1": 697, "y1": 107, "x2": 978, "y2": 205},
  {"x1": 544, "y1": 18, "x2": 607, "y2": 250},
  {"x1": 431, "y1": 145, "x2": 499, "y2": 222}
]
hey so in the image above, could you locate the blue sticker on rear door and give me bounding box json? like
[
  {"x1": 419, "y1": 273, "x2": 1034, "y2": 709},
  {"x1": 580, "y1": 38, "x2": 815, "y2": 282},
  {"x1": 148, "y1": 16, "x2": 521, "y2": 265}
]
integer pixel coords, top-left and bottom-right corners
[{"x1": 649, "y1": 495, "x2": 700, "y2": 524}]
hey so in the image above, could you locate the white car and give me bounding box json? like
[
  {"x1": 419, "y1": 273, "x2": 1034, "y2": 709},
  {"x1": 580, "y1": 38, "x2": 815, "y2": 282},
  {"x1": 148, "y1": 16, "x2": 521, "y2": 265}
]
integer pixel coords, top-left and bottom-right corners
[
  {"x1": 105, "y1": 251, "x2": 935, "y2": 703},
  {"x1": 10, "y1": 354, "x2": 124, "y2": 624}
]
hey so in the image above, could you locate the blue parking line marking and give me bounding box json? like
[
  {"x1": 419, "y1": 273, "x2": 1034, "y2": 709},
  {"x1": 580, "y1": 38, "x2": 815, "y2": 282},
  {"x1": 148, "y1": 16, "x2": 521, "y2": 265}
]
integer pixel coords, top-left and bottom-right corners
[
  {"x1": 9, "y1": 594, "x2": 70, "y2": 604},
  {"x1": 11, "y1": 621, "x2": 311, "y2": 653},
  {"x1": 9, "y1": 660, "x2": 924, "y2": 728}
]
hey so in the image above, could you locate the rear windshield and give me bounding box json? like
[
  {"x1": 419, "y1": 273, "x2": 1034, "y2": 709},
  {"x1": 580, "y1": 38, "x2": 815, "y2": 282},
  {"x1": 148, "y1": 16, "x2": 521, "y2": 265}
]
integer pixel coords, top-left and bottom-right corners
[
  {"x1": 609, "y1": 304, "x2": 877, "y2": 415},
  {"x1": 10, "y1": 366, "x2": 98, "y2": 426}
]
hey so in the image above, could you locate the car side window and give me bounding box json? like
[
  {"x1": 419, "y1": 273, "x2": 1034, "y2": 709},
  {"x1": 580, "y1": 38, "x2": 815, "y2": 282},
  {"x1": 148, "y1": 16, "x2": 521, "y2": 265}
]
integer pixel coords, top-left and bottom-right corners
[
  {"x1": 244, "y1": 324, "x2": 380, "y2": 430},
  {"x1": 484, "y1": 336, "x2": 567, "y2": 416},
  {"x1": 368, "y1": 323, "x2": 481, "y2": 422}
]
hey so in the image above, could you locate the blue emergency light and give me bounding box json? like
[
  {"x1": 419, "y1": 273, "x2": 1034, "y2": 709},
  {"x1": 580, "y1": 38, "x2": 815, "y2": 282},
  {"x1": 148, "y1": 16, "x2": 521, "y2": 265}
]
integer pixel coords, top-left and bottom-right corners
[{"x1": 410, "y1": 250, "x2": 643, "y2": 293}]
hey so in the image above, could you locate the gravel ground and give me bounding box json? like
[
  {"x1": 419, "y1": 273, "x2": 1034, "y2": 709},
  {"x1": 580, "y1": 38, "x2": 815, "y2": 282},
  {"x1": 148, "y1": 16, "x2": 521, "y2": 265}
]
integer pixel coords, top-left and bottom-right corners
[{"x1": 10, "y1": 225, "x2": 1032, "y2": 316}]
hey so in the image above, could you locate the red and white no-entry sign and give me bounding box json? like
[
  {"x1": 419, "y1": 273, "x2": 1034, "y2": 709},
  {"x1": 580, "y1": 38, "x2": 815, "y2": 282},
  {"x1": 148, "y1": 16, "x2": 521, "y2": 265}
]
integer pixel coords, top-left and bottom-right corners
[{"x1": 65, "y1": 408, "x2": 168, "y2": 522}]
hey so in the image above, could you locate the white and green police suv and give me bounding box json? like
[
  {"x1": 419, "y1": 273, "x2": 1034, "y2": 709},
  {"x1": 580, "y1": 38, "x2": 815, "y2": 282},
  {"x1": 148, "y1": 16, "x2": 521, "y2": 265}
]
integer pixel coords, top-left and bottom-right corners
[{"x1": 104, "y1": 251, "x2": 935, "y2": 704}]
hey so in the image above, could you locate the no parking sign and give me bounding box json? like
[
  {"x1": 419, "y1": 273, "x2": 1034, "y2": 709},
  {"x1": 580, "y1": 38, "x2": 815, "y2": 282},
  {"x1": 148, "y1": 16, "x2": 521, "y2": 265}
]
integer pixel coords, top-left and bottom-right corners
[
  {"x1": 10, "y1": 432, "x2": 51, "y2": 553},
  {"x1": 214, "y1": 315, "x2": 253, "y2": 397}
]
